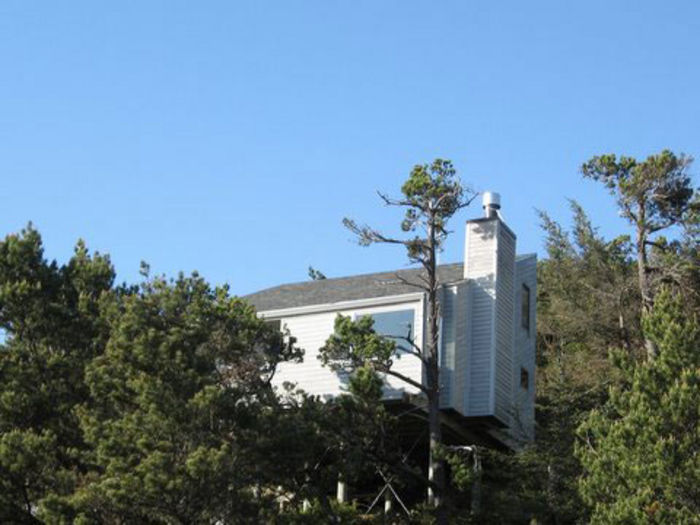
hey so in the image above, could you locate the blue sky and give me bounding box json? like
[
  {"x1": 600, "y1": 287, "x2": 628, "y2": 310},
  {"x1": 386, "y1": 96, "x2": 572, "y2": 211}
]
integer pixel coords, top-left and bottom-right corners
[{"x1": 1, "y1": 1, "x2": 698, "y2": 295}]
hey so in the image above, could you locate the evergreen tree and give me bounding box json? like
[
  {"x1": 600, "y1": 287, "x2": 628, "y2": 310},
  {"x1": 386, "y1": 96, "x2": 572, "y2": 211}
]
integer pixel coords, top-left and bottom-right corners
[
  {"x1": 576, "y1": 290, "x2": 700, "y2": 524},
  {"x1": 0, "y1": 226, "x2": 115, "y2": 523},
  {"x1": 461, "y1": 203, "x2": 640, "y2": 524},
  {"x1": 325, "y1": 159, "x2": 477, "y2": 523},
  {"x1": 581, "y1": 150, "x2": 698, "y2": 359},
  {"x1": 65, "y1": 272, "x2": 302, "y2": 523}
]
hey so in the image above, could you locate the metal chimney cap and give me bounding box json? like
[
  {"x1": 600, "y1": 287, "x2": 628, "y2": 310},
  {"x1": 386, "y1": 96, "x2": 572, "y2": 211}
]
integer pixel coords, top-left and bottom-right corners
[{"x1": 482, "y1": 191, "x2": 501, "y2": 209}]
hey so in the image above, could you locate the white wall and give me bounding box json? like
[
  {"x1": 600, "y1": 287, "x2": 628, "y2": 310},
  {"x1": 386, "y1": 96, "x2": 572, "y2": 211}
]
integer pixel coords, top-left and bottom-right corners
[
  {"x1": 258, "y1": 224, "x2": 536, "y2": 446},
  {"x1": 439, "y1": 281, "x2": 469, "y2": 414},
  {"x1": 512, "y1": 255, "x2": 537, "y2": 442},
  {"x1": 463, "y1": 219, "x2": 497, "y2": 417},
  {"x1": 265, "y1": 296, "x2": 424, "y2": 400}
]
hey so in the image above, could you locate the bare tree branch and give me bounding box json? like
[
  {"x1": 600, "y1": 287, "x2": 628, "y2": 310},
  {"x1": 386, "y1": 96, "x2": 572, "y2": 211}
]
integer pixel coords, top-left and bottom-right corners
[
  {"x1": 382, "y1": 368, "x2": 429, "y2": 394},
  {"x1": 391, "y1": 271, "x2": 429, "y2": 293}
]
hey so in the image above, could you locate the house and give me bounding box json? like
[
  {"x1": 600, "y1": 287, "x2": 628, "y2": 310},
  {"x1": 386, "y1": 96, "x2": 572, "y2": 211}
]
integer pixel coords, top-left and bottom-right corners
[{"x1": 245, "y1": 193, "x2": 536, "y2": 448}]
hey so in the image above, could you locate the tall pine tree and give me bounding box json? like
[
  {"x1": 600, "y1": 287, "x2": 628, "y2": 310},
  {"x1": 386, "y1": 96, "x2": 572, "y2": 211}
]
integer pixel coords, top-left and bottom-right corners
[{"x1": 576, "y1": 290, "x2": 700, "y2": 523}]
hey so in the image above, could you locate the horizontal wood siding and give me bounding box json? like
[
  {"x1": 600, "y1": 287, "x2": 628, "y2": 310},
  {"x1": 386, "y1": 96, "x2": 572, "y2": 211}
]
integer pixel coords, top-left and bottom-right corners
[
  {"x1": 464, "y1": 220, "x2": 497, "y2": 416},
  {"x1": 275, "y1": 312, "x2": 339, "y2": 398},
  {"x1": 439, "y1": 286, "x2": 456, "y2": 408},
  {"x1": 269, "y1": 299, "x2": 424, "y2": 400},
  {"x1": 511, "y1": 255, "x2": 537, "y2": 441},
  {"x1": 452, "y1": 281, "x2": 469, "y2": 415},
  {"x1": 494, "y1": 224, "x2": 515, "y2": 425}
]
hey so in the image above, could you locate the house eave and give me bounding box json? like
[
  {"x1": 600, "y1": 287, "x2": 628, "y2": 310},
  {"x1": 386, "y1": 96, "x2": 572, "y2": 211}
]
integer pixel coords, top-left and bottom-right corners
[{"x1": 257, "y1": 291, "x2": 427, "y2": 319}]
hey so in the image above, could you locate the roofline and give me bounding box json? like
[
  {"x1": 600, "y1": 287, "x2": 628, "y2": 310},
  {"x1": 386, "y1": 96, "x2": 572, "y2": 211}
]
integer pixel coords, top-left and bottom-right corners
[
  {"x1": 248, "y1": 262, "x2": 464, "y2": 297},
  {"x1": 466, "y1": 217, "x2": 517, "y2": 240},
  {"x1": 257, "y1": 291, "x2": 426, "y2": 319}
]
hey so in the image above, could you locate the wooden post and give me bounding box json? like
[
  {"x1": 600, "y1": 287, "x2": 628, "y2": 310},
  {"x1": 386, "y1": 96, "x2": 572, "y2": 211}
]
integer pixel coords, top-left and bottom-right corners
[
  {"x1": 336, "y1": 475, "x2": 347, "y2": 503},
  {"x1": 384, "y1": 488, "x2": 393, "y2": 514}
]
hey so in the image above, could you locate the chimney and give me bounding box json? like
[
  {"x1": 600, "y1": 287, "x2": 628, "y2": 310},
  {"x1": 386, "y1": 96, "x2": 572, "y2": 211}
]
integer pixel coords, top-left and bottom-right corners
[
  {"x1": 482, "y1": 191, "x2": 501, "y2": 219},
  {"x1": 462, "y1": 191, "x2": 516, "y2": 425}
]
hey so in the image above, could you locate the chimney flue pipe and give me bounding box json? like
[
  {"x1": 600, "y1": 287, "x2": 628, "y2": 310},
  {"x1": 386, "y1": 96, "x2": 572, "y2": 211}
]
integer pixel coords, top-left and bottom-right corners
[{"x1": 482, "y1": 192, "x2": 501, "y2": 219}]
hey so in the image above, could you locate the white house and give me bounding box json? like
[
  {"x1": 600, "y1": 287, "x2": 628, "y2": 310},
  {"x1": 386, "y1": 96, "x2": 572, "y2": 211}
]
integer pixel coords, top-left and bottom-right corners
[{"x1": 246, "y1": 193, "x2": 536, "y2": 448}]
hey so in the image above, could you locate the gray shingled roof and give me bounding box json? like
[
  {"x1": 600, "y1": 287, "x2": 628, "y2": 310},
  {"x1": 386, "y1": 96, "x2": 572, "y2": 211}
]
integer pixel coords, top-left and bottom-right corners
[
  {"x1": 245, "y1": 255, "x2": 536, "y2": 312},
  {"x1": 244, "y1": 263, "x2": 465, "y2": 312}
]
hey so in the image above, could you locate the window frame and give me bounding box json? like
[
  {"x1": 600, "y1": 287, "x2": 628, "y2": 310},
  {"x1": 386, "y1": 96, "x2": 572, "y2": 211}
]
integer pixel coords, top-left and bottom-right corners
[
  {"x1": 352, "y1": 307, "x2": 417, "y2": 358},
  {"x1": 520, "y1": 367, "x2": 529, "y2": 390},
  {"x1": 521, "y1": 284, "x2": 531, "y2": 332}
]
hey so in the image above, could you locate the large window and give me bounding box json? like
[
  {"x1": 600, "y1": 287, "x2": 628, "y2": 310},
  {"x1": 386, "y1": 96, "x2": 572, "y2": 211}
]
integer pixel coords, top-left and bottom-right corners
[{"x1": 369, "y1": 309, "x2": 414, "y2": 353}]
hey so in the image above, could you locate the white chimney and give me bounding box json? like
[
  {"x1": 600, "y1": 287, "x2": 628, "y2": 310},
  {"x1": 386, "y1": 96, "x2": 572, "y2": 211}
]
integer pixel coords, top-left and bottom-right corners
[{"x1": 463, "y1": 190, "x2": 516, "y2": 426}]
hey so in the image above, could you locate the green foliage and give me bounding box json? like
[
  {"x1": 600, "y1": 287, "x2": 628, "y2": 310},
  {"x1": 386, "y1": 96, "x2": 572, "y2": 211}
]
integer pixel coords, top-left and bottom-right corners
[
  {"x1": 399, "y1": 159, "x2": 467, "y2": 236},
  {"x1": 0, "y1": 226, "x2": 329, "y2": 523},
  {"x1": 266, "y1": 364, "x2": 401, "y2": 520},
  {"x1": 582, "y1": 150, "x2": 696, "y2": 231},
  {"x1": 582, "y1": 149, "x2": 699, "y2": 348},
  {"x1": 308, "y1": 266, "x2": 327, "y2": 281},
  {"x1": 537, "y1": 200, "x2": 640, "y2": 379},
  {"x1": 436, "y1": 447, "x2": 477, "y2": 494},
  {"x1": 342, "y1": 158, "x2": 476, "y2": 264},
  {"x1": 0, "y1": 225, "x2": 115, "y2": 522},
  {"x1": 335, "y1": 160, "x2": 478, "y2": 518},
  {"x1": 0, "y1": 224, "x2": 409, "y2": 523},
  {"x1": 528, "y1": 202, "x2": 642, "y2": 523},
  {"x1": 1, "y1": 152, "x2": 695, "y2": 524},
  {"x1": 319, "y1": 315, "x2": 397, "y2": 377},
  {"x1": 66, "y1": 273, "x2": 301, "y2": 523},
  {"x1": 278, "y1": 499, "x2": 377, "y2": 524},
  {"x1": 648, "y1": 231, "x2": 700, "y2": 313},
  {"x1": 577, "y1": 290, "x2": 700, "y2": 523}
]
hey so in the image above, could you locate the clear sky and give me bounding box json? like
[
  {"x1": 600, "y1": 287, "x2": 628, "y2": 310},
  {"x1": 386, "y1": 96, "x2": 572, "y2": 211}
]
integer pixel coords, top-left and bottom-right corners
[{"x1": 1, "y1": 1, "x2": 698, "y2": 295}]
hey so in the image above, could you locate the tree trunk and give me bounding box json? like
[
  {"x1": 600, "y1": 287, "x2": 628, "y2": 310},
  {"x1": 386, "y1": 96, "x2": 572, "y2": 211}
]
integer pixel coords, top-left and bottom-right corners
[
  {"x1": 425, "y1": 213, "x2": 447, "y2": 524},
  {"x1": 427, "y1": 387, "x2": 443, "y2": 506},
  {"x1": 636, "y1": 226, "x2": 658, "y2": 359},
  {"x1": 617, "y1": 294, "x2": 631, "y2": 352}
]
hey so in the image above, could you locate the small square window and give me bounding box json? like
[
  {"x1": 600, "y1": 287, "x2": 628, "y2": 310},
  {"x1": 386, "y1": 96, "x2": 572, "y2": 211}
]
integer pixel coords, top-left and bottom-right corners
[
  {"x1": 521, "y1": 284, "x2": 530, "y2": 331},
  {"x1": 520, "y1": 367, "x2": 529, "y2": 390},
  {"x1": 265, "y1": 319, "x2": 281, "y2": 332}
]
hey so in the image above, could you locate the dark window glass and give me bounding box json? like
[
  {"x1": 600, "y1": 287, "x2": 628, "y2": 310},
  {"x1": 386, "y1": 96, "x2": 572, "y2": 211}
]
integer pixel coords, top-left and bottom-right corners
[
  {"x1": 520, "y1": 367, "x2": 529, "y2": 390},
  {"x1": 369, "y1": 310, "x2": 414, "y2": 353},
  {"x1": 521, "y1": 284, "x2": 530, "y2": 331},
  {"x1": 265, "y1": 319, "x2": 281, "y2": 332}
]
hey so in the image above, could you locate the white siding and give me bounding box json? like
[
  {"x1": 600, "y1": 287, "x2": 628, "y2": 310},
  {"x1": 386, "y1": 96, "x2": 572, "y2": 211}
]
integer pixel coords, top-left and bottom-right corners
[
  {"x1": 439, "y1": 286, "x2": 456, "y2": 408},
  {"x1": 494, "y1": 224, "x2": 515, "y2": 424},
  {"x1": 440, "y1": 281, "x2": 469, "y2": 414},
  {"x1": 266, "y1": 297, "x2": 424, "y2": 400},
  {"x1": 454, "y1": 282, "x2": 470, "y2": 415},
  {"x1": 511, "y1": 255, "x2": 537, "y2": 442},
  {"x1": 463, "y1": 219, "x2": 517, "y2": 425},
  {"x1": 274, "y1": 311, "x2": 341, "y2": 398},
  {"x1": 463, "y1": 220, "x2": 497, "y2": 416},
  {"x1": 256, "y1": 216, "x2": 535, "y2": 449}
]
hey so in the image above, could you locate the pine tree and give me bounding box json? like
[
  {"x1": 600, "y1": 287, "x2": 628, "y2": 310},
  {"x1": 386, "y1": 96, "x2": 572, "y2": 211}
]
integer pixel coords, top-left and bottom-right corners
[
  {"x1": 576, "y1": 290, "x2": 700, "y2": 524},
  {"x1": 66, "y1": 272, "x2": 303, "y2": 523},
  {"x1": 581, "y1": 150, "x2": 698, "y2": 359},
  {"x1": 0, "y1": 226, "x2": 115, "y2": 523},
  {"x1": 323, "y1": 159, "x2": 477, "y2": 523}
]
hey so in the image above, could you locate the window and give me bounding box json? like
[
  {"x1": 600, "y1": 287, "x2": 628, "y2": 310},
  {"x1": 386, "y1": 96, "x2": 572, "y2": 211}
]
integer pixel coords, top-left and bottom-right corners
[
  {"x1": 265, "y1": 319, "x2": 282, "y2": 332},
  {"x1": 520, "y1": 367, "x2": 529, "y2": 390},
  {"x1": 521, "y1": 284, "x2": 530, "y2": 331},
  {"x1": 369, "y1": 309, "x2": 414, "y2": 353}
]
